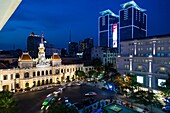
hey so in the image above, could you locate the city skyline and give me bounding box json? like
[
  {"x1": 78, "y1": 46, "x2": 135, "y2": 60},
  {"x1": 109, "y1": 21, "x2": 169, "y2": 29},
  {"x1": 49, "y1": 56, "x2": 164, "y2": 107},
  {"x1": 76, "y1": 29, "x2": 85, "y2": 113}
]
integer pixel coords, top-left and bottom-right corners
[{"x1": 0, "y1": 0, "x2": 170, "y2": 50}]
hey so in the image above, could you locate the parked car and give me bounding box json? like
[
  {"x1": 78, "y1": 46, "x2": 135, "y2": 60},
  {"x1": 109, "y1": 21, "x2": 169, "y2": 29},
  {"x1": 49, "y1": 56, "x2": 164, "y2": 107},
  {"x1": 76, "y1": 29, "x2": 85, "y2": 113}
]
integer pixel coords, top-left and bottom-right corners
[
  {"x1": 85, "y1": 92, "x2": 97, "y2": 96},
  {"x1": 162, "y1": 105, "x2": 170, "y2": 112}
]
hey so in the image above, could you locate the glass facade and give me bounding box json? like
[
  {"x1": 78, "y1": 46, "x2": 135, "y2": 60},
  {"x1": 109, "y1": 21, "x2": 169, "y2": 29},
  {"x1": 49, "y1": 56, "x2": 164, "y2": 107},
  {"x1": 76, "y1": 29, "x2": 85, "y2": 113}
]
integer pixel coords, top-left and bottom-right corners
[
  {"x1": 98, "y1": 11, "x2": 119, "y2": 48},
  {"x1": 119, "y1": 6, "x2": 147, "y2": 41}
]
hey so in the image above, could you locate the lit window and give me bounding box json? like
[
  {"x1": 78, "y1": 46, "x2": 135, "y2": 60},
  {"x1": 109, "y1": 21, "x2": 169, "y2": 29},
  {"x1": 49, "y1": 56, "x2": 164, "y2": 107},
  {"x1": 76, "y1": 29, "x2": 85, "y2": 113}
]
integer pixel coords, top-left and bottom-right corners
[
  {"x1": 149, "y1": 47, "x2": 152, "y2": 51},
  {"x1": 168, "y1": 53, "x2": 170, "y2": 57},
  {"x1": 157, "y1": 47, "x2": 160, "y2": 50},
  {"x1": 102, "y1": 16, "x2": 105, "y2": 26},
  {"x1": 161, "y1": 47, "x2": 164, "y2": 50},
  {"x1": 157, "y1": 53, "x2": 160, "y2": 56}
]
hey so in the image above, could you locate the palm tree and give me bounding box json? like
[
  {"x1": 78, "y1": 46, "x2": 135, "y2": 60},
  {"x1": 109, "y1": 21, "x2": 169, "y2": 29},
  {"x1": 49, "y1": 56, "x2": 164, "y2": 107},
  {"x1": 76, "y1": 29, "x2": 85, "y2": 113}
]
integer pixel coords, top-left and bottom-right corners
[{"x1": 0, "y1": 91, "x2": 18, "y2": 113}]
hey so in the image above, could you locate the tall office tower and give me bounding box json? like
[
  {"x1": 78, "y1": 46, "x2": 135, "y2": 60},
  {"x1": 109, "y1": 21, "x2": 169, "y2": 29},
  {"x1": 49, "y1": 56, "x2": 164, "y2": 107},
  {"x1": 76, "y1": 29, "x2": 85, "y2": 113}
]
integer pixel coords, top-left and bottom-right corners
[
  {"x1": 79, "y1": 38, "x2": 93, "y2": 52},
  {"x1": 119, "y1": 1, "x2": 147, "y2": 41},
  {"x1": 68, "y1": 42, "x2": 78, "y2": 57},
  {"x1": 98, "y1": 9, "x2": 119, "y2": 49},
  {"x1": 27, "y1": 32, "x2": 41, "y2": 58}
]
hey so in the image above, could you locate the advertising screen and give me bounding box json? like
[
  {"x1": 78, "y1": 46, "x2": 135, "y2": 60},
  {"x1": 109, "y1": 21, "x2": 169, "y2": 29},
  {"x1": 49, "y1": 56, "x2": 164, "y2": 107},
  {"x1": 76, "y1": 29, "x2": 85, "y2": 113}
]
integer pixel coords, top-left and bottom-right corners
[
  {"x1": 112, "y1": 24, "x2": 117, "y2": 48},
  {"x1": 137, "y1": 76, "x2": 143, "y2": 83}
]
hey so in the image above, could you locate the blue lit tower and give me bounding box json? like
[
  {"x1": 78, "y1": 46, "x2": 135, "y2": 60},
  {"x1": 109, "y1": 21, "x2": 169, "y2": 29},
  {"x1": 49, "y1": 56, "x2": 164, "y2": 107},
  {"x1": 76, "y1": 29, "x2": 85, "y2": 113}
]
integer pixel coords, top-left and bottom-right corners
[
  {"x1": 98, "y1": 9, "x2": 119, "y2": 48},
  {"x1": 119, "y1": 1, "x2": 147, "y2": 41}
]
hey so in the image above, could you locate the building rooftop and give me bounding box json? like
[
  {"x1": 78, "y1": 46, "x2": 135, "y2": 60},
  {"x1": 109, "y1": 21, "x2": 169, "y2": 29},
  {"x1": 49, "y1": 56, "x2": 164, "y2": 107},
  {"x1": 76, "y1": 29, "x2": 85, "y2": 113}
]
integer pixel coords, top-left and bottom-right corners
[
  {"x1": 51, "y1": 53, "x2": 61, "y2": 60},
  {"x1": 122, "y1": 34, "x2": 170, "y2": 42},
  {"x1": 100, "y1": 9, "x2": 119, "y2": 18},
  {"x1": 120, "y1": 1, "x2": 146, "y2": 12},
  {"x1": 19, "y1": 52, "x2": 32, "y2": 61}
]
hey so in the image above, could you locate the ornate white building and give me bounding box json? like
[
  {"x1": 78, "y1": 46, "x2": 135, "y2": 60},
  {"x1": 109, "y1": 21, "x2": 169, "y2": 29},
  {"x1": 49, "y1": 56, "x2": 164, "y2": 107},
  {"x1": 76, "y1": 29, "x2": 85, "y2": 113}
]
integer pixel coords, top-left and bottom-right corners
[{"x1": 0, "y1": 35, "x2": 93, "y2": 91}]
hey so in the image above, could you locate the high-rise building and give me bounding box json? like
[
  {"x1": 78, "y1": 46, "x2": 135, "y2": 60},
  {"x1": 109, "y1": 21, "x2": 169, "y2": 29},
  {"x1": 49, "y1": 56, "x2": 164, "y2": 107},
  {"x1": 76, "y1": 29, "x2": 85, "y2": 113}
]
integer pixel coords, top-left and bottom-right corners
[
  {"x1": 98, "y1": 9, "x2": 119, "y2": 49},
  {"x1": 119, "y1": 1, "x2": 147, "y2": 41},
  {"x1": 27, "y1": 32, "x2": 41, "y2": 58},
  {"x1": 79, "y1": 38, "x2": 94, "y2": 60},
  {"x1": 68, "y1": 42, "x2": 78, "y2": 57},
  {"x1": 79, "y1": 38, "x2": 93, "y2": 52}
]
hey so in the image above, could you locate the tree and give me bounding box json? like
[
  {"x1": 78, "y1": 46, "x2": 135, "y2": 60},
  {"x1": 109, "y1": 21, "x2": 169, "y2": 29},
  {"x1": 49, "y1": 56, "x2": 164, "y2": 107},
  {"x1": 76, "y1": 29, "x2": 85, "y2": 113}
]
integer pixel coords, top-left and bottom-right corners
[
  {"x1": 75, "y1": 70, "x2": 86, "y2": 80},
  {"x1": 159, "y1": 77, "x2": 170, "y2": 96},
  {"x1": 0, "y1": 91, "x2": 18, "y2": 113}
]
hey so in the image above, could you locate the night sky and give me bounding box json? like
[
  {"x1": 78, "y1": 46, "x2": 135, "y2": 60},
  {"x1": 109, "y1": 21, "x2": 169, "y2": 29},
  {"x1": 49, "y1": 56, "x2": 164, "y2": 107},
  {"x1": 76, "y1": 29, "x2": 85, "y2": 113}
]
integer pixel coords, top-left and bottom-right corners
[{"x1": 0, "y1": 0, "x2": 170, "y2": 50}]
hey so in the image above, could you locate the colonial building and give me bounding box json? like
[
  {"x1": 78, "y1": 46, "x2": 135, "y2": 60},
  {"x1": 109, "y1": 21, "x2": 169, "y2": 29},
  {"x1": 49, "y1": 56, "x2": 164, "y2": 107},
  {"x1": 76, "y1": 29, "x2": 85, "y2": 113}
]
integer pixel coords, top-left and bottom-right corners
[
  {"x1": 116, "y1": 34, "x2": 170, "y2": 90},
  {"x1": 0, "y1": 35, "x2": 93, "y2": 91}
]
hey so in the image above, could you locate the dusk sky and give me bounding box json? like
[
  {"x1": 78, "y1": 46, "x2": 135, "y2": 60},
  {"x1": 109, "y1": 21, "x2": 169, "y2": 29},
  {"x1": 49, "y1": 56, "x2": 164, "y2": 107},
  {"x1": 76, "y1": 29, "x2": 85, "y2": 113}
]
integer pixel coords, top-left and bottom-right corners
[{"x1": 0, "y1": 0, "x2": 170, "y2": 50}]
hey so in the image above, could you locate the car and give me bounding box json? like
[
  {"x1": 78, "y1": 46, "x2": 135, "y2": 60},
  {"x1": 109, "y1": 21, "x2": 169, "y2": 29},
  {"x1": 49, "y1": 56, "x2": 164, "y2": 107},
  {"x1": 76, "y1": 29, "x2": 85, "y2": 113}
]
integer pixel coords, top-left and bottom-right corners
[
  {"x1": 85, "y1": 92, "x2": 97, "y2": 96},
  {"x1": 53, "y1": 90, "x2": 61, "y2": 96},
  {"x1": 163, "y1": 97, "x2": 170, "y2": 104},
  {"x1": 46, "y1": 93, "x2": 53, "y2": 97},
  {"x1": 67, "y1": 83, "x2": 72, "y2": 87},
  {"x1": 59, "y1": 85, "x2": 66, "y2": 91},
  {"x1": 41, "y1": 96, "x2": 56, "y2": 111},
  {"x1": 162, "y1": 105, "x2": 170, "y2": 112}
]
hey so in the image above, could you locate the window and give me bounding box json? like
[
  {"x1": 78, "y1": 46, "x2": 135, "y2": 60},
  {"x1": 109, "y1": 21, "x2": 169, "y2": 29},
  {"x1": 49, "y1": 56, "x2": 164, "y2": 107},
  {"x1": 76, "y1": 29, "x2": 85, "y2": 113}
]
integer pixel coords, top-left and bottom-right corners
[
  {"x1": 168, "y1": 53, "x2": 170, "y2": 57},
  {"x1": 24, "y1": 72, "x2": 29, "y2": 78},
  {"x1": 4, "y1": 75, "x2": 7, "y2": 80},
  {"x1": 67, "y1": 69, "x2": 69, "y2": 72},
  {"x1": 149, "y1": 47, "x2": 152, "y2": 51},
  {"x1": 33, "y1": 72, "x2": 36, "y2": 77},
  {"x1": 37, "y1": 71, "x2": 40, "y2": 76},
  {"x1": 157, "y1": 47, "x2": 160, "y2": 50},
  {"x1": 50, "y1": 70, "x2": 52, "y2": 75},
  {"x1": 161, "y1": 47, "x2": 164, "y2": 50},
  {"x1": 46, "y1": 70, "x2": 48, "y2": 75},
  {"x1": 161, "y1": 53, "x2": 164, "y2": 56},
  {"x1": 16, "y1": 73, "x2": 20, "y2": 78},
  {"x1": 157, "y1": 53, "x2": 160, "y2": 57}
]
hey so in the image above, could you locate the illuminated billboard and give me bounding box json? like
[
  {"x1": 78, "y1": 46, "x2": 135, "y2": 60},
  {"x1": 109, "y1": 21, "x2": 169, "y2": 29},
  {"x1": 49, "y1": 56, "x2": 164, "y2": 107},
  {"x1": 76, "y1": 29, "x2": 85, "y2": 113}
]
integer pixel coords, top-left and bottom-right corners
[
  {"x1": 158, "y1": 79, "x2": 166, "y2": 87},
  {"x1": 112, "y1": 24, "x2": 117, "y2": 48},
  {"x1": 137, "y1": 76, "x2": 143, "y2": 83}
]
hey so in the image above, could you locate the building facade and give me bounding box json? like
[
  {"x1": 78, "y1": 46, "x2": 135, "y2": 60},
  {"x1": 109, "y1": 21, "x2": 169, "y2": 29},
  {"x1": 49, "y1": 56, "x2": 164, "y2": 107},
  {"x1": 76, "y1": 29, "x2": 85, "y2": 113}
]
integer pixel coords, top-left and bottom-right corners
[
  {"x1": 98, "y1": 9, "x2": 119, "y2": 49},
  {"x1": 91, "y1": 46, "x2": 118, "y2": 65},
  {"x1": 116, "y1": 34, "x2": 170, "y2": 90},
  {"x1": 68, "y1": 42, "x2": 78, "y2": 57},
  {"x1": 119, "y1": 1, "x2": 147, "y2": 41},
  {"x1": 0, "y1": 37, "x2": 93, "y2": 92}
]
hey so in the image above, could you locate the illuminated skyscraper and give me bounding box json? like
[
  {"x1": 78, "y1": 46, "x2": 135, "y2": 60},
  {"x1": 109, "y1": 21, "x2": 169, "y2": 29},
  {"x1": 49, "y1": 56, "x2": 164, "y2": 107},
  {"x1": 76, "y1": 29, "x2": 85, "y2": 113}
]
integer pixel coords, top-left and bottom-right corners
[
  {"x1": 98, "y1": 9, "x2": 119, "y2": 48},
  {"x1": 119, "y1": 1, "x2": 147, "y2": 41},
  {"x1": 27, "y1": 32, "x2": 41, "y2": 58}
]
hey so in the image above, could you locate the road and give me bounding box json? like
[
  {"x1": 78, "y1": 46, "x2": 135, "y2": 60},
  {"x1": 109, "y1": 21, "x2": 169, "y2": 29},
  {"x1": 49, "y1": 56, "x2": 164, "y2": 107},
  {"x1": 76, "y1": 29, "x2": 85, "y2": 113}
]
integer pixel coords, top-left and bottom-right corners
[{"x1": 15, "y1": 84, "x2": 114, "y2": 113}]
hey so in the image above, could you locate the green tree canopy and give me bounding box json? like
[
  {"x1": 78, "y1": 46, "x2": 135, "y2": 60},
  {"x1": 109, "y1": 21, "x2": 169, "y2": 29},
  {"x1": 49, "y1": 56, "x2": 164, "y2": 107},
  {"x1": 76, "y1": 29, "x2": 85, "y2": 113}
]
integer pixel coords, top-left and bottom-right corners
[
  {"x1": 0, "y1": 91, "x2": 18, "y2": 113},
  {"x1": 159, "y1": 77, "x2": 170, "y2": 96}
]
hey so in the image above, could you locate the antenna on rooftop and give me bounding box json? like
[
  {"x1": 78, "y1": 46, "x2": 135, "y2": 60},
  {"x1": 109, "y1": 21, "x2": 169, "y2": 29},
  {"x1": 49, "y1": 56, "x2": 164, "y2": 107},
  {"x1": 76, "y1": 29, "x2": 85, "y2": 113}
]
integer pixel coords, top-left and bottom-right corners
[{"x1": 69, "y1": 29, "x2": 71, "y2": 43}]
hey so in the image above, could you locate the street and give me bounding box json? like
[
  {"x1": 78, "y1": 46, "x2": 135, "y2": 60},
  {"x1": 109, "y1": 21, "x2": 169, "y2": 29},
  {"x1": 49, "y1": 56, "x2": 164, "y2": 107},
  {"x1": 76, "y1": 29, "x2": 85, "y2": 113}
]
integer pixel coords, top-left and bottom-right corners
[{"x1": 15, "y1": 84, "x2": 114, "y2": 113}]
